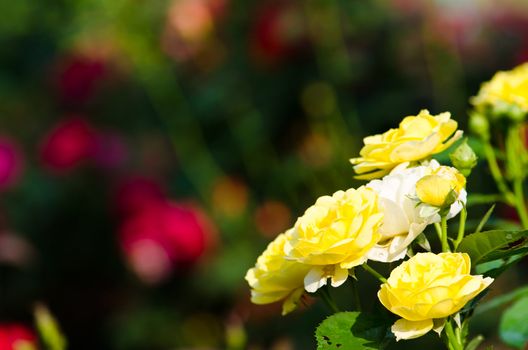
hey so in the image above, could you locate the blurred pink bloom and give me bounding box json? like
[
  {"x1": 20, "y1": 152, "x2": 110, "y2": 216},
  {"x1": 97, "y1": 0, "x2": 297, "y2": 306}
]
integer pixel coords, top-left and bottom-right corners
[
  {"x1": 40, "y1": 117, "x2": 97, "y2": 171},
  {"x1": 93, "y1": 132, "x2": 128, "y2": 171},
  {"x1": 0, "y1": 231, "x2": 34, "y2": 267},
  {"x1": 0, "y1": 324, "x2": 38, "y2": 350},
  {"x1": 162, "y1": 0, "x2": 228, "y2": 62},
  {"x1": 119, "y1": 201, "x2": 214, "y2": 284},
  {"x1": 168, "y1": 0, "x2": 214, "y2": 43},
  {"x1": 56, "y1": 55, "x2": 107, "y2": 105},
  {"x1": 251, "y1": 1, "x2": 306, "y2": 63},
  {"x1": 0, "y1": 137, "x2": 23, "y2": 190},
  {"x1": 114, "y1": 177, "x2": 166, "y2": 217},
  {"x1": 126, "y1": 238, "x2": 174, "y2": 285}
]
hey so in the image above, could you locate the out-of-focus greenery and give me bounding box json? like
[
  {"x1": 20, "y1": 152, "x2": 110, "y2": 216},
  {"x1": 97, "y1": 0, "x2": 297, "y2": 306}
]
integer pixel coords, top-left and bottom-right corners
[{"x1": 1, "y1": 0, "x2": 528, "y2": 349}]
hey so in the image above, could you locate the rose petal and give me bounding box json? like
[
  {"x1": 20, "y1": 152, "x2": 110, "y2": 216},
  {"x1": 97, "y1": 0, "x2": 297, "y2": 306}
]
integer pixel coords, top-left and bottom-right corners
[{"x1": 392, "y1": 318, "x2": 433, "y2": 341}]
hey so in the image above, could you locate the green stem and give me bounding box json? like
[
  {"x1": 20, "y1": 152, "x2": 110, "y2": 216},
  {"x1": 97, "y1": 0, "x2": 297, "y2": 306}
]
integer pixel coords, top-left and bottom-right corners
[
  {"x1": 454, "y1": 206, "x2": 467, "y2": 251},
  {"x1": 483, "y1": 141, "x2": 516, "y2": 206},
  {"x1": 441, "y1": 215, "x2": 450, "y2": 253},
  {"x1": 455, "y1": 327, "x2": 463, "y2": 347},
  {"x1": 361, "y1": 264, "x2": 387, "y2": 284},
  {"x1": 319, "y1": 287, "x2": 340, "y2": 313},
  {"x1": 434, "y1": 222, "x2": 442, "y2": 242},
  {"x1": 514, "y1": 178, "x2": 528, "y2": 229},
  {"x1": 467, "y1": 193, "x2": 509, "y2": 206},
  {"x1": 444, "y1": 320, "x2": 464, "y2": 350}
]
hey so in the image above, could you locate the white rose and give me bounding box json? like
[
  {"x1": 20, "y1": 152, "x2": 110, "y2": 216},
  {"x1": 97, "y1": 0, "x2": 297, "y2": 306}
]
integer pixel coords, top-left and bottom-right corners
[{"x1": 366, "y1": 161, "x2": 466, "y2": 262}]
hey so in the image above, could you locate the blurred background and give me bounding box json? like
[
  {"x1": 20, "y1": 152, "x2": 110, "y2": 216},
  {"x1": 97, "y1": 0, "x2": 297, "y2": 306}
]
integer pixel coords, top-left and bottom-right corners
[{"x1": 1, "y1": 0, "x2": 528, "y2": 349}]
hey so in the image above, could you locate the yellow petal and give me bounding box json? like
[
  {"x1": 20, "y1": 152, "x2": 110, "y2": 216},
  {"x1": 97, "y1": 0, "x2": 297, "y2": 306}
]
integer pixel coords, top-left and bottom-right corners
[
  {"x1": 392, "y1": 318, "x2": 434, "y2": 341},
  {"x1": 432, "y1": 318, "x2": 446, "y2": 336},
  {"x1": 282, "y1": 287, "x2": 305, "y2": 315},
  {"x1": 331, "y1": 265, "x2": 349, "y2": 288}
]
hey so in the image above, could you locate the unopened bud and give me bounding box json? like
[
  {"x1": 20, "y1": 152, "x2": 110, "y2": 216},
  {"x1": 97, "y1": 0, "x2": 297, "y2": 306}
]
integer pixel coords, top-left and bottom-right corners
[
  {"x1": 469, "y1": 112, "x2": 490, "y2": 140},
  {"x1": 450, "y1": 140, "x2": 478, "y2": 176},
  {"x1": 416, "y1": 166, "x2": 466, "y2": 208}
]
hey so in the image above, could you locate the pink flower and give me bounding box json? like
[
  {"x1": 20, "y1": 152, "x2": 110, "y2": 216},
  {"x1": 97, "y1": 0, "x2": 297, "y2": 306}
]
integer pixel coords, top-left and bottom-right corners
[
  {"x1": 0, "y1": 137, "x2": 23, "y2": 190},
  {"x1": 251, "y1": 1, "x2": 306, "y2": 63},
  {"x1": 0, "y1": 231, "x2": 34, "y2": 267},
  {"x1": 114, "y1": 177, "x2": 166, "y2": 217},
  {"x1": 0, "y1": 324, "x2": 38, "y2": 350},
  {"x1": 40, "y1": 117, "x2": 97, "y2": 171},
  {"x1": 93, "y1": 132, "x2": 128, "y2": 171},
  {"x1": 119, "y1": 201, "x2": 214, "y2": 284},
  {"x1": 56, "y1": 55, "x2": 107, "y2": 105}
]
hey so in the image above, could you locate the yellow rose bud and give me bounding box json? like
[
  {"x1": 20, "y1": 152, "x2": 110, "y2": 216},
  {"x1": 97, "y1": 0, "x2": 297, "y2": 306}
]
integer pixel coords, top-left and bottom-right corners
[
  {"x1": 245, "y1": 232, "x2": 311, "y2": 315},
  {"x1": 350, "y1": 110, "x2": 463, "y2": 179},
  {"x1": 378, "y1": 252, "x2": 493, "y2": 341},
  {"x1": 472, "y1": 62, "x2": 528, "y2": 119},
  {"x1": 415, "y1": 166, "x2": 466, "y2": 208},
  {"x1": 284, "y1": 187, "x2": 383, "y2": 292},
  {"x1": 449, "y1": 140, "x2": 478, "y2": 176}
]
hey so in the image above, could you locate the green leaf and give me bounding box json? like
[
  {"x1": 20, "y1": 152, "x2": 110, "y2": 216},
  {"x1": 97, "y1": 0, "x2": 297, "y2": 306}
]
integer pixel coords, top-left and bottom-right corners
[
  {"x1": 34, "y1": 304, "x2": 67, "y2": 350},
  {"x1": 315, "y1": 312, "x2": 392, "y2": 350},
  {"x1": 477, "y1": 253, "x2": 526, "y2": 278},
  {"x1": 467, "y1": 194, "x2": 504, "y2": 207},
  {"x1": 475, "y1": 205, "x2": 495, "y2": 233},
  {"x1": 500, "y1": 295, "x2": 528, "y2": 349},
  {"x1": 456, "y1": 229, "x2": 528, "y2": 265},
  {"x1": 476, "y1": 285, "x2": 528, "y2": 315},
  {"x1": 465, "y1": 335, "x2": 484, "y2": 350},
  {"x1": 475, "y1": 259, "x2": 503, "y2": 275}
]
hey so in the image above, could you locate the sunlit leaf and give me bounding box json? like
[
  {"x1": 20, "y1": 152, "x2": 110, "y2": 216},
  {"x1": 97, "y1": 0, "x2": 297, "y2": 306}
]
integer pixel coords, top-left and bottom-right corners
[
  {"x1": 315, "y1": 312, "x2": 392, "y2": 350},
  {"x1": 456, "y1": 229, "x2": 528, "y2": 265}
]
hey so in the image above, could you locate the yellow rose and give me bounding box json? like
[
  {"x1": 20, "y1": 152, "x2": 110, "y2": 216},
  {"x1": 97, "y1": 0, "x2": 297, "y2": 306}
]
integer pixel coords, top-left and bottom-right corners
[
  {"x1": 365, "y1": 161, "x2": 466, "y2": 263},
  {"x1": 350, "y1": 110, "x2": 463, "y2": 179},
  {"x1": 378, "y1": 253, "x2": 493, "y2": 341},
  {"x1": 472, "y1": 62, "x2": 528, "y2": 118},
  {"x1": 284, "y1": 187, "x2": 383, "y2": 292},
  {"x1": 245, "y1": 232, "x2": 311, "y2": 315},
  {"x1": 415, "y1": 166, "x2": 466, "y2": 207}
]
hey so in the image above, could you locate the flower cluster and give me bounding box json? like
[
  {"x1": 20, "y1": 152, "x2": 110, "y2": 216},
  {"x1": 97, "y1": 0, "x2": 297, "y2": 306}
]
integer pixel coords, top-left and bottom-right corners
[
  {"x1": 246, "y1": 109, "x2": 494, "y2": 345},
  {"x1": 472, "y1": 62, "x2": 528, "y2": 120}
]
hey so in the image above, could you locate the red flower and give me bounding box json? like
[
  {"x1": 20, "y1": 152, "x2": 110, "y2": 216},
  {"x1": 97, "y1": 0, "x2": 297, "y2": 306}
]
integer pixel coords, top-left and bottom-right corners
[
  {"x1": 40, "y1": 117, "x2": 97, "y2": 171},
  {"x1": 119, "y1": 200, "x2": 214, "y2": 284},
  {"x1": 56, "y1": 55, "x2": 107, "y2": 106},
  {"x1": 92, "y1": 132, "x2": 128, "y2": 171},
  {"x1": 251, "y1": 1, "x2": 306, "y2": 63},
  {"x1": 114, "y1": 177, "x2": 166, "y2": 217},
  {"x1": 0, "y1": 324, "x2": 38, "y2": 350},
  {"x1": 0, "y1": 137, "x2": 23, "y2": 190}
]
